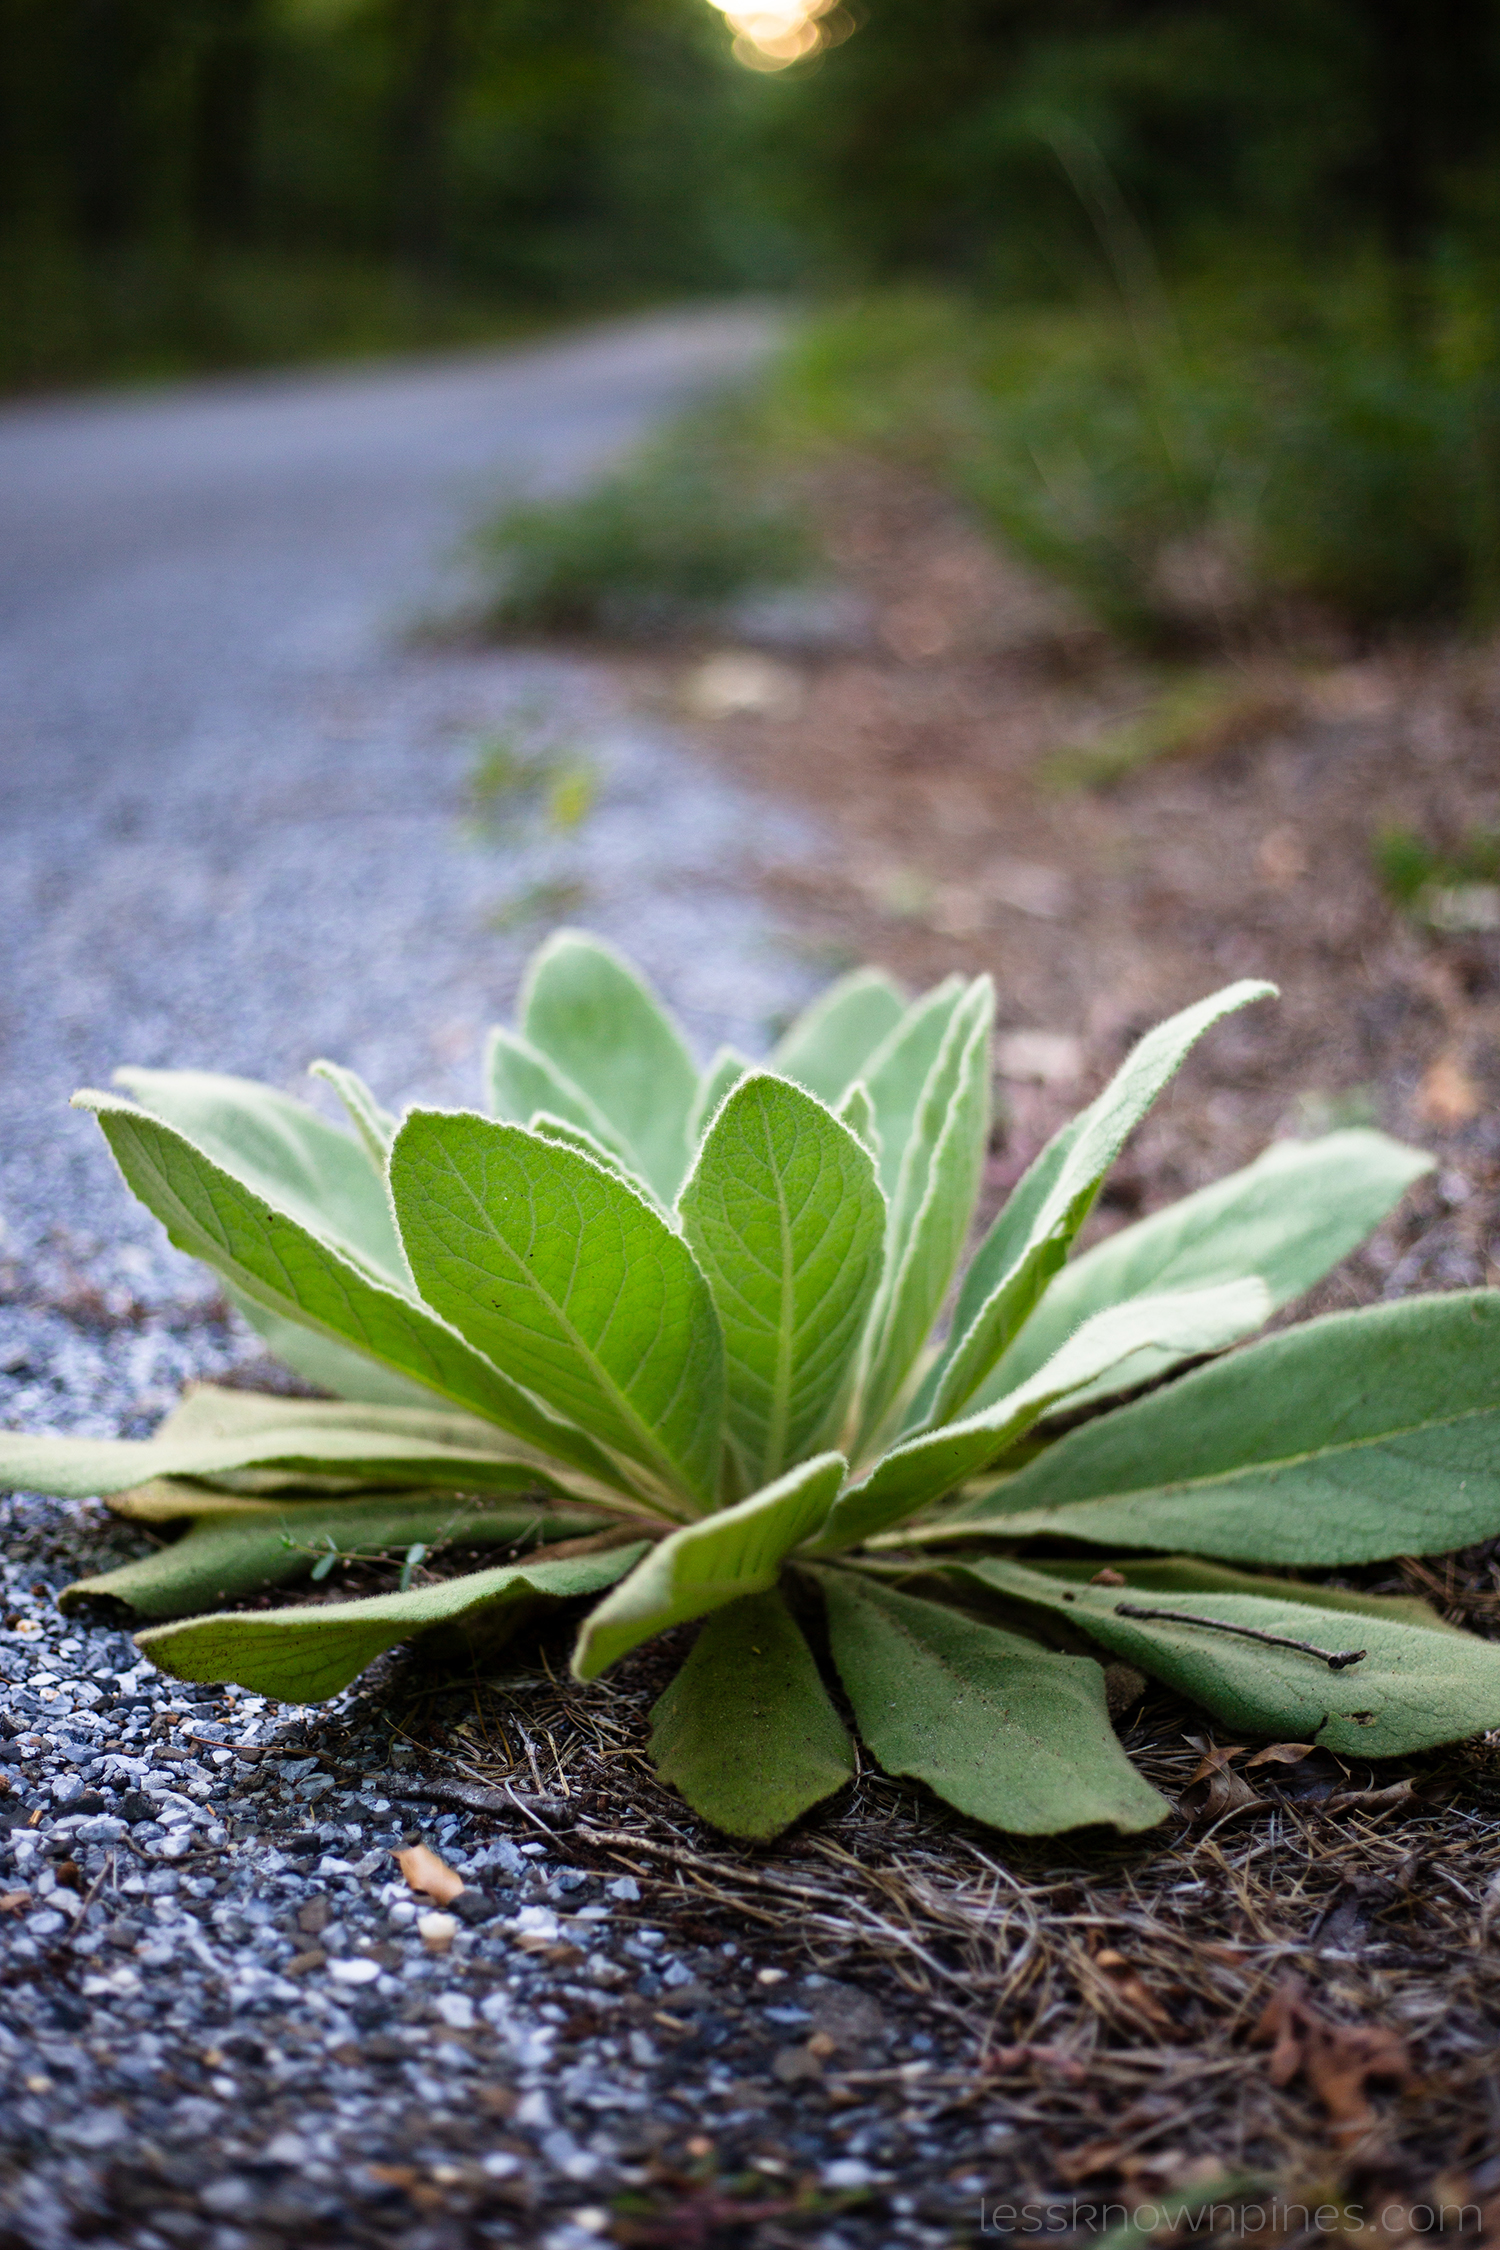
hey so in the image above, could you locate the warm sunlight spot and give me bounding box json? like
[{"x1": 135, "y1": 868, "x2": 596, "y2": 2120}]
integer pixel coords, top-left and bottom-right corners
[{"x1": 706, "y1": 0, "x2": 855, "y2": 72}]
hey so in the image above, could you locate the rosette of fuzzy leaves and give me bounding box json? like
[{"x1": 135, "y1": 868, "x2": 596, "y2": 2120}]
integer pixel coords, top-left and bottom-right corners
[{"x1": 6, "y1": 927, "x2": 1499, "y2": 1843}]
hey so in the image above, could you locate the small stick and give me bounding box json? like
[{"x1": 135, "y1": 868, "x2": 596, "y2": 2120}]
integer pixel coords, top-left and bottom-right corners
[{"x1": 1113, "y1": 1604, "x2": 1367, "y2": 1671}]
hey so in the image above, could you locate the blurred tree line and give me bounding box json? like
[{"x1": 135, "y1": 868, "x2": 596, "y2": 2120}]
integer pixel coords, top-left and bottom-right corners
[{"x1": 2, "y1": 0, "x2": 1498, "y2": 388}]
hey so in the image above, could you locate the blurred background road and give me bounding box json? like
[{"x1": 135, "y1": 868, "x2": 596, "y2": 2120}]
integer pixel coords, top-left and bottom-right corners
[{"x1": 0, "y1": 305, "x2": 805, "y2": 1356}]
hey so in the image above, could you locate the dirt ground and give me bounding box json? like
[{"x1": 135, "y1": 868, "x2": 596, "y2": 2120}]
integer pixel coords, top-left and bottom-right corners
[{"x1": 586, "y1": 459, "x2": 1500, "y2": 2234}]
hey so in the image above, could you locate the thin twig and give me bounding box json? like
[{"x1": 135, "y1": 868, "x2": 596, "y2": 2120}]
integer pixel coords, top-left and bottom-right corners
[{"x1": 1113, "y1": 1604, "x2": 1367, "y2": 1670}]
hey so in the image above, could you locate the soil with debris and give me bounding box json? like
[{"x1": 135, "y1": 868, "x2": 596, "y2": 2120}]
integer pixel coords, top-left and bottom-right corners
[{"x1": 7, "y1": 1488, "x2": 1500, "y2": 2250}]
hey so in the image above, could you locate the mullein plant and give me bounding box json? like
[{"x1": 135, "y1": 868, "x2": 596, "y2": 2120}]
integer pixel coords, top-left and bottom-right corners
[{"x1": 7, "y1": 932, "x2": 1500, "y2": 1840}]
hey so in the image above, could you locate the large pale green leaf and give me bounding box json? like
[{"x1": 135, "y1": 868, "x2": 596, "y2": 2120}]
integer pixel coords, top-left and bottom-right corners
[
  {"x1": 137, "y1": 1543, "x2": 647, "y2": 1701},
  {"x1": 771, "y1": 968, "x2": 907, "y2": 1104},
  {"x1": 925, "y1": 980, "x2": 1276, "y2": 1429},
  {"x1": 520, "y1": 930, "x2": 698, "y2": 1203},
  {"x1": 972, "y1": 1129, "x2": 1431, "y2": 1414},
  {"x1": 815, "y1": 1280, "x2": 1269, "y2": 1553},
  {"x1": 854, "y1": 980, "x2": 993, "y2": 1449},
  {"x1": 859, "y1": 974, "x2": 965, "y2": 1201},
  {"x1": 572, "y1": 1452, "x2": 845, "y2": 1680},
  {"x1": 814, "y1": 1568, "x2": 1168, "y2": 1835},
  {"x1": 114, "y1": 1066, "x2": 404, "y2": 1276},
  {"x1": 686, "y1": 1046, "x2": 749, "y2": 1148},
  {"x1": 959, "y1": 1289, "x2": 1500, "y2": 1565},
  {"x1": 0, "y1": 1426, "x2": 562, "y2": 1505},
  {"x1": 393, "y1": 1111, "x2": 724, "y2": 1512},
  {"x1": 836, "y1": 1080, "x2": 879, "y2": 1162},
  {"x1": 901, "y1": 1110, "x2": 1087, "y2": 1432},
  {"x1": 63, "y1": 1494, "x2": 601, "y2": 1620},
  {"x1": 958, "y1": 1555, "x2": 1500, "y2": 1758},
  {"x1": 485, "y1": 1027, "x2": 633, "y2": 1161},
  {"x1": 678, "y1": 1074, "x2": 886, "y2": 1488},
  {"x1": 649, "y1": 1587, "x2": 854, "y2": 1839},
  {"x1": 74, "y1": 1092, "x2": 625, "y2": 1491},
  {"x1": 528, "y1": 1110, "x2": 659, "y2": 1202},
  {"x1": 1018, "y1": 1554, "x2": 1457, "y2": 1635},
  {"x1": 309, "y1": 1061, "x2": 399, "y2": 1169},
  {"x1": 229, "y1": 1292, "x2": 441, "y2": 1408}
]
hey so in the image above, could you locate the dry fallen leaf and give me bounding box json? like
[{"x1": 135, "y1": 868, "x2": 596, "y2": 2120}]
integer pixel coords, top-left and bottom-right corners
[
  {"x1": 1087, "y1": 1942, "x2": 1181, "y2": 2037},
  {"x1": 1178, "y1": 1745, "x2": 1263, "y2": 1823},
  {"x1": 1252, "y1": 1974, "x2": 1410, "y2": 2147},
  {"x1": 1244, "y1": 1743, "x2": 1317, "y2": 1768},
  {"x1": 397, "y1": 1844, "x2": 465, "y2": 1905},
  {"x1": 0, "y1": 1891, "x2": 31, "y2": 1914},
  {"x1": 1418, "y1": 1053, "x2": 1481, "y2": 1129}
]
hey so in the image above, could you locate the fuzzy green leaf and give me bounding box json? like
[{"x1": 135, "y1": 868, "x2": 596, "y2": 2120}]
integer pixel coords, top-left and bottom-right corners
[
  {"x1": 971, "y1": 1128, "x2": 1431, "y2": 1414},
  {"x1": 486, "y1": 1027, "x2": 632, "y2": 1159},
  {"x1": 520, "y1": 930, "x2": 698, "y2": 1203},
  {"x1": 958, "y1": 1554, "x2": 1500, "y2": 1757},
  {"x1": 137, "y1": 1543, "x2": 647, "y2": 1701},
  {"x1": 73, "y1": 1092, "x2": 624, "y2": 1488},
  {"x1": 816, "y1": 1280, "x2": 1269, "y2": 1552},
  {"x1": 836, "y1": 1080, "x2": 879, "y2": 1162},
  {"x1": 771, "y1": 968, "x2": 907, "y2": 1103},
  {"x1": 393, "y1": 1111, "x2": 725, "y2": 1512},
  {"x1": 63, "y1": 1494, "x2": 600, "y2": 1620},
  {"x1": 678, "y1": 1074, "x2": 886, "y2": 1487},
  {"x1": 309, "y1": 1061, "x2": 399, "y2": 1169},
  {"x1": 960, "y1": 1289, "x2": 1500, "y2": 1565},
  {"x1": 815, "y1": 1568, "x2": 1169, "y2": 1835},
  {"x1": 529, "y1": 1109, "x2": 658, "y2": 1200},
  {"x1": 855, "y1": 979, "x2": 993, "y2": 1447},
  {"x1": 859, "y1": 974, "x2": 965, "y2": 1201},
  {"x1": 230, "y1": 1293, "x2": 443, "y2": 1408},
  {"x1": 0, "y1": 1411, "x2": 581, "y2": 1504},
  {"x1": 572, "y1": 1452, "x2": 845, "y2": 1679},
  {"x1": 686, "y1": 1046, "x2": 749, "y2": 1147},
  {"x1": 648, "y1": 1587, "x2": 854, "y2": 1839},
  {"x1": 1017, "y1": 1554, "x2": 1458, "y2": 1634},
  {"x1": 113, "y1": 1065, "x2": 404, "y2": 1276},
  {"x1": 925, "y1": 980, "x2": 1276, "y2": 1428}
]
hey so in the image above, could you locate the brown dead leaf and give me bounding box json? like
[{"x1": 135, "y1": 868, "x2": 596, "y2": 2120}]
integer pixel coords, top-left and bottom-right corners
[
  {"x1": 1418, "y1": 1053, "x2": 1481, "y2": 1128},
  {"x1": 1319, "y1": 1778, "x2": 1419, "y2": 1818},
  {"x1": 1088, "y1": 1943, "x2": 1181, "y2": 2037},
  {"x1": 1244, "y1": 1743, "x2": 1317, "y2": 1769},
  {"x1": 1178, "y1": 1746, "x2": 1263, "y2": 1823},
  {"x1": 0, "y1": 1891, "x2": 31, "y2": 1914},
  {"x1": 1251, "y1": 1974, "x2": 1410, "y2": 2148},
  {"x1": 397, "y1": 1844, "x2": 465, "y2": 1905}
]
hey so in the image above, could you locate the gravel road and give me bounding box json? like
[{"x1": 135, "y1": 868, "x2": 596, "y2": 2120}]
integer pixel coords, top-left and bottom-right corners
[
  {"x1": 0, "y1": 316, "x2": 973, "y2": 2250},
  {"x1": 0, "y1": 304, "x2": 813, "y2": 1425}
]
